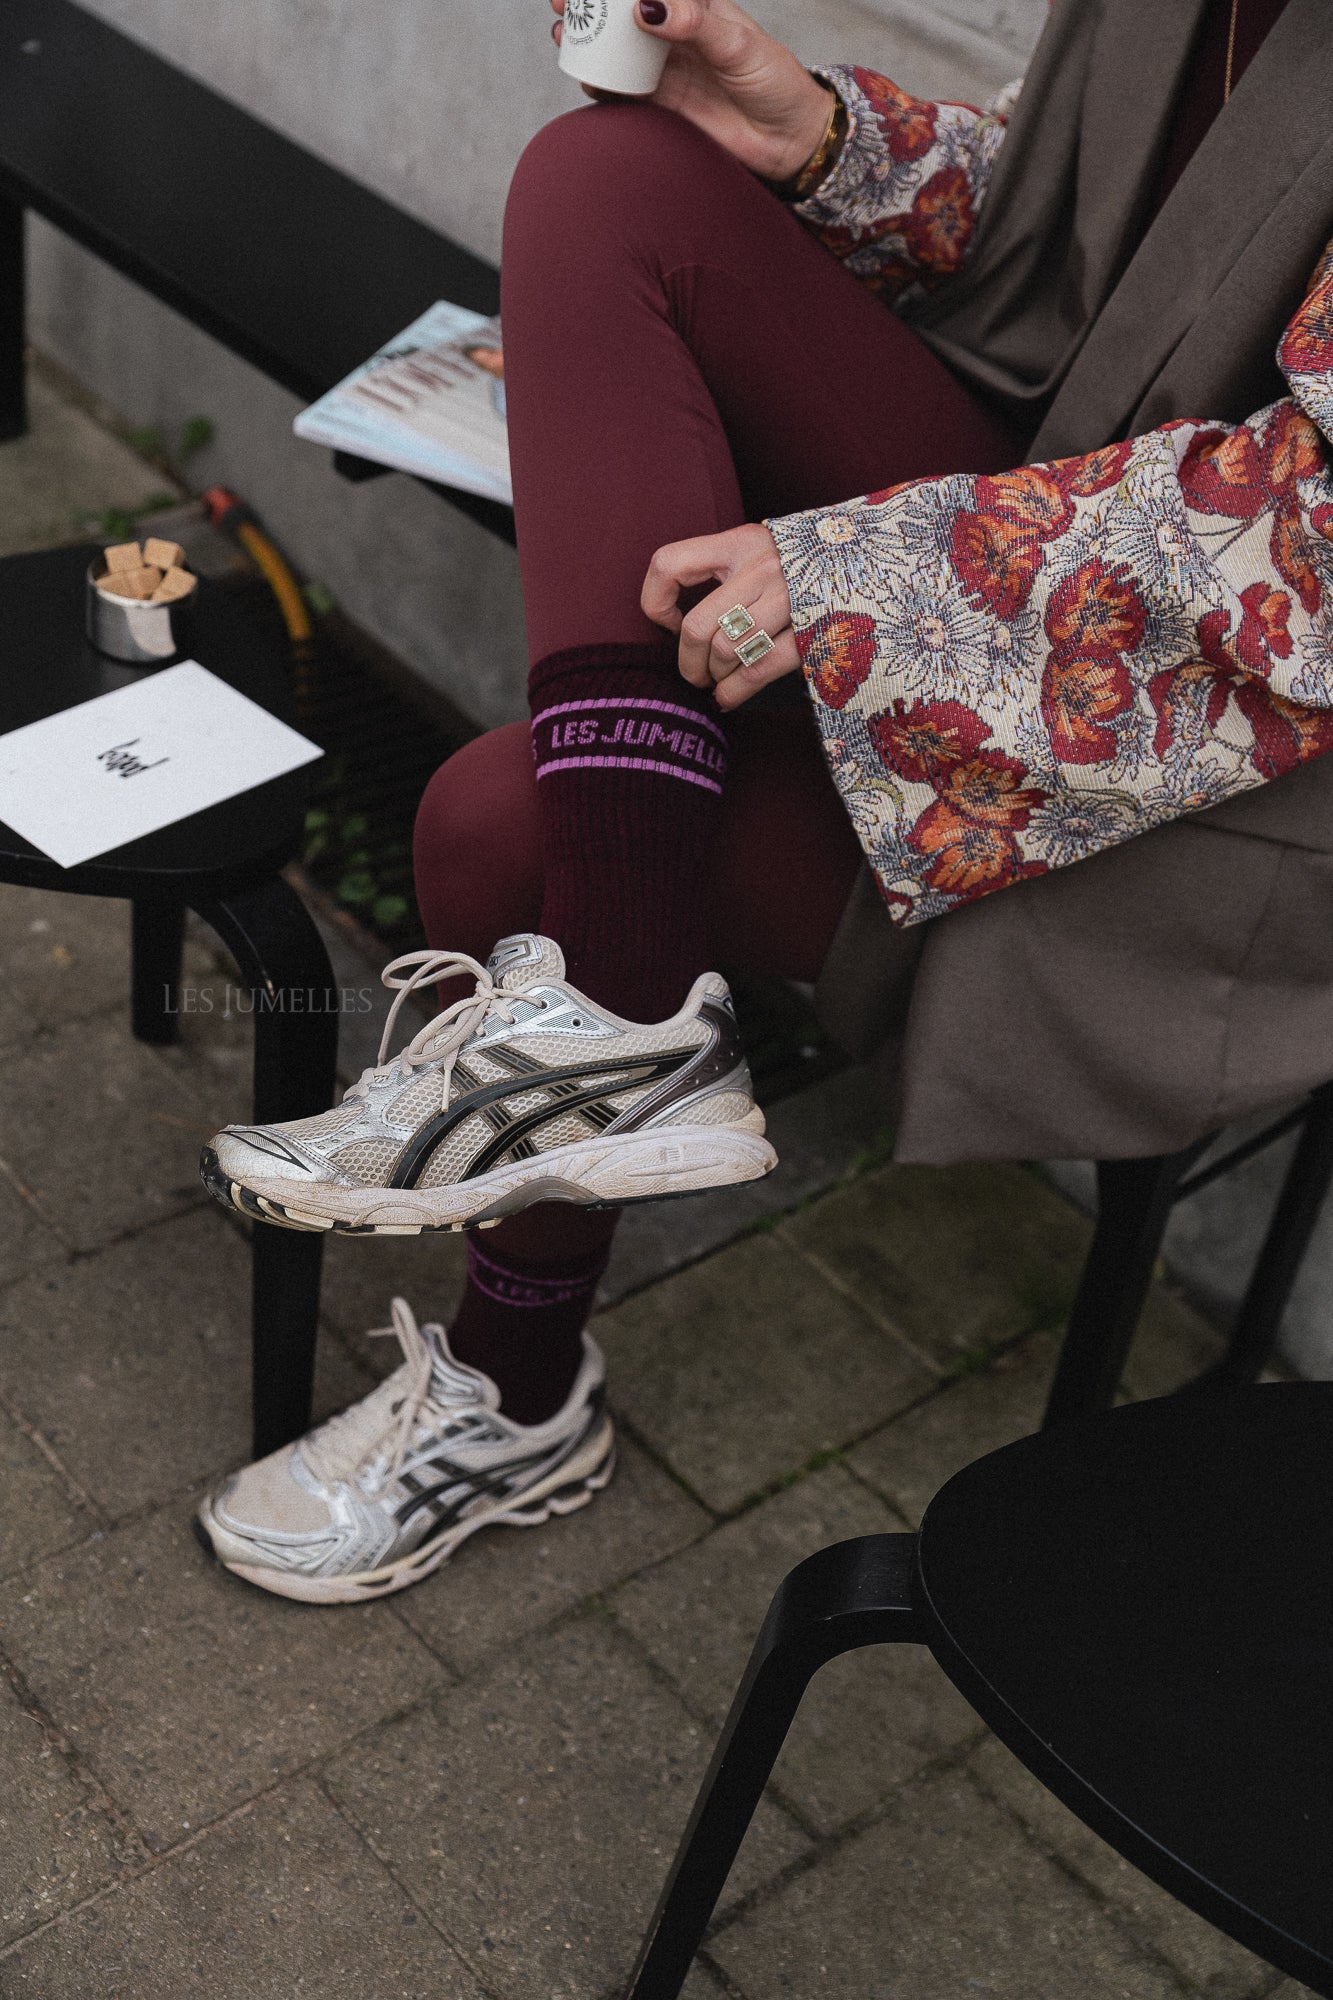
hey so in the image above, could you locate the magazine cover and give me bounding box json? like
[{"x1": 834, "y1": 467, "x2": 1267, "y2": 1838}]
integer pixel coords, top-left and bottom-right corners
[{"x1": 293, "y1": 301, "x2": 512, "y2": 506}]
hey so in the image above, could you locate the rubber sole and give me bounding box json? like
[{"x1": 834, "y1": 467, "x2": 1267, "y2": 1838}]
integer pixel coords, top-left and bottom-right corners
[
  {"x1": 200, "y1": 1122, "x2": 777, "y2": 1236},
  {"x1": 195, "y1": 1420, "x2": 616, "y2": 1604}
]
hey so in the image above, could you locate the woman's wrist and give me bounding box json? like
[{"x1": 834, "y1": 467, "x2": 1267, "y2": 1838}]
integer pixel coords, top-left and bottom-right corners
[{"x1": 761, "y1": 83, "x2": 849, "y2": 202}]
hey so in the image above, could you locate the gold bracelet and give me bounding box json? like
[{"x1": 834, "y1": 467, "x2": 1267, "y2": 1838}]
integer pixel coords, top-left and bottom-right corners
[{"x1": 764, "y1": 86, "x2": 849, "y2": 204}]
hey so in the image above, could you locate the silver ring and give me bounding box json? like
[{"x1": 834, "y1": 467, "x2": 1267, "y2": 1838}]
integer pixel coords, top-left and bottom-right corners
[
  {"x1": 718, "y1": 604, "x2": 756, "y2": 642},
  {"x1": 734, "y1": 628, "x2": 775, "y2": 668}
]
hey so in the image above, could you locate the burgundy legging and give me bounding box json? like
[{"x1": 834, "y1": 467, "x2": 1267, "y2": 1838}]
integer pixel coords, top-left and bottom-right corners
[{"x1": 413, "y1": 101, "x2": 1022, "y2": 991}]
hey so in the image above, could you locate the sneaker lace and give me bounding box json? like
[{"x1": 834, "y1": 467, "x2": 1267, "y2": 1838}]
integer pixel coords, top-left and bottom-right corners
[
  {"x1": 343, "y1": 949, "x2": 537, "y2": 1113},
  {"x1": 300, "y1": 1297, "x2": 462, "y2": 1487}
]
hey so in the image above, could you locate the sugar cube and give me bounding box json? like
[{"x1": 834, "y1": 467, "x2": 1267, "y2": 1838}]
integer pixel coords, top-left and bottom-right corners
[
  {"x1": 143, "y1": 537, "x2": 186, "y2": 571},
  {"x1": 149, "y1": 567, "x2": 197, "y2": 604},
  {"x1": 104, "y1": 542, "x2": 144, "y2": 573},
  {"x1": 98, "y1": 565, "x2": 163, "y2": 601}
]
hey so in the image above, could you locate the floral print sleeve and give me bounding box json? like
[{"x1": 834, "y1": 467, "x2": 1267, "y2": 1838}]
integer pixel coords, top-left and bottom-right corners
[
  {"x1": 794, "y1": 64, "x2": 1011, "y2": 304},
  {"x1": 766, "y1": 257, "x2": 1333, "y2": 927}
]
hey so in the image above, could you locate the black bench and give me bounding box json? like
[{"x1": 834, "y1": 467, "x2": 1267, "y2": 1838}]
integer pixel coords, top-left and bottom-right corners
[
  {"x1": 0, "y1": 0, "x2": 515, "y2": 541},
  {"x1": 2, "y1": 0, "x2": 1328, "y2": 1448}
]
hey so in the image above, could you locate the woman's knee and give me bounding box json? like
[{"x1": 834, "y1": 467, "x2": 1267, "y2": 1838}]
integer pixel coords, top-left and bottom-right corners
[{"x1": 505, "y1": 101, "x2": 741, "y2": 252}]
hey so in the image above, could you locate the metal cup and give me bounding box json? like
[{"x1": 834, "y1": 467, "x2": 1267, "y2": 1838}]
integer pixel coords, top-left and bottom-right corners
[{"x1": 85, "y1": 557, "x2": 198, "y2": 664}]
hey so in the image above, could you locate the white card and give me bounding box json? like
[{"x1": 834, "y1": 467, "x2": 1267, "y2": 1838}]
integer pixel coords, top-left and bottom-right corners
[{"x1": 0, "y1": 661, "x2": 323, "y2": 869}]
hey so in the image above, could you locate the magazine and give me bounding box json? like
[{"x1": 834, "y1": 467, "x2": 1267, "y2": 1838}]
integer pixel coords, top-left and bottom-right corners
[{"x1": 293, "y1": 301, "x2": 512, "y2": 506}]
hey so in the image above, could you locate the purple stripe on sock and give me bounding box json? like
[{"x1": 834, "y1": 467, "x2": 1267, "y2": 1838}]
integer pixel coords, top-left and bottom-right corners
[
  {"x1": 532, "y1": 695, "x2": 728, "y2": 747},
  {"x1": 467, "y1": 1270, "x2": 591, "y2": 1309},
  {"x1": 469, "y1": 1244, "x2": 597, "y2": 1293},
  {"x1": 466, "y1": 1241, "x2": 601, "y2": 1311},
  {"x1": 534, "y1": 754, "x2": 723, "y2": 793}
]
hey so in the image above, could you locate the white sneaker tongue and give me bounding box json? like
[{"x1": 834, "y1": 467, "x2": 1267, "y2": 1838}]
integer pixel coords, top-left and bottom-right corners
[
  {"x1": 487, "y1": 933, "x2": 567, "y2": 993},
  {"x1": 425, "y1": 1323, "x2": 502, "y2": 1410}
]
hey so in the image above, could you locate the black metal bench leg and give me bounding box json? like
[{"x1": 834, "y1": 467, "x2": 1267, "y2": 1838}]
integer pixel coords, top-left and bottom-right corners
[
  {"x1": 629, "y1": 1534, "x2": 925, "y2": 2000},
  {"x1": 1043, "y1": 1143, "x2": 1210, "y2": 1430},
  {"x1": 193, "y1": 876, "x2": 339, "y2": 1459},
  {"x1": 0, "y1": 193, "x2": 25, "y2": 443},
  {"x1": 130, "y1": 901, "x2": 185, "y2": 1045},
  {"x1": 1198, "y1": 1083, "x2": 1333, "y2": 1390}
]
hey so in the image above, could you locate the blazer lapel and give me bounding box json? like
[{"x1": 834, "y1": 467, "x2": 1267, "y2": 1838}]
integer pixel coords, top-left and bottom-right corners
[
  {"x1": 1070, "y1": 0, "x2": 1208, "y2": 303},
  {"x1": 909, "y1": 0, "x2": 1205, "y2": 410},
  {"x1": 1034, "y1": 0, "x2": 1333, "y2": 457}
]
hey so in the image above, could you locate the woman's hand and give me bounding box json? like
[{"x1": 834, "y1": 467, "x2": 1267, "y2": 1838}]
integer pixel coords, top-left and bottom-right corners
[
  {"x1": 642, "y1": 523, "x2": 799, "y2": 711},
  {"x1": 548, "y1": 0, "x2": 834, "y2": 184}
]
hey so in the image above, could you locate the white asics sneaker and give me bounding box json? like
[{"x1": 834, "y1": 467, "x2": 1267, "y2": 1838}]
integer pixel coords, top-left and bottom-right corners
[
  {"x1": 195, "y1": 1297, "x2": 615, "y2": 1603},
  {"x1": 200, "y1": 933, "x2": 776, "y2": 1235}
]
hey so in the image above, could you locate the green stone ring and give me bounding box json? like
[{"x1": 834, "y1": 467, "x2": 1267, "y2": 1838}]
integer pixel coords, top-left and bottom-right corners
[
  {"x1": 718, "y1": 604, "x2": 756, "y2": 642},
  {"x1": 735, "y1": 629, "x2": 776, "y2": 668}
]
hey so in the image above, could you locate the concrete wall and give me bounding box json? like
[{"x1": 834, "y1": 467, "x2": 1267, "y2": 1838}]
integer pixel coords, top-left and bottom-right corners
[{"x1": 28, "y1": 0, "x2": 1042, "y2": 728}]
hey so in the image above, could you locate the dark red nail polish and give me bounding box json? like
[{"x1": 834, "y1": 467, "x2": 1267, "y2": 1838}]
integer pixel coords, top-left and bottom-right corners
[{"x1": 639, "y1": 1, "x2": 667, "y2": 23}]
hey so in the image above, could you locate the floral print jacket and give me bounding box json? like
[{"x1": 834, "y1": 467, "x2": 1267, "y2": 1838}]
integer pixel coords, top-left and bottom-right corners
[{"x1": 767, "y1": 64, "x2": 1333, "y2": 925}]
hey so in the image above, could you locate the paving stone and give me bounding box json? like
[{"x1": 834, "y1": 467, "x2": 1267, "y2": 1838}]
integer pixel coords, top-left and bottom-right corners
[
  {"x1": 0, "y1": 884, "x2": 133, "y2": 1036},
  {"x1": 0, "y1": 1173, "x2": 68, "y2": 1294},
  {"x1": 0, "y1": 969, "x2": 38, "y2": 1052},
  {"x1": 597, "y1": 1233, "x2": 933, "y2": 1513},
  {"x1": 0, "y1": 1014, "x2": 218, "y2": 1254},
  {"x1": 1121, "y1": 1286, "x2": 1228, "y2": 1403},
  {"x1": 614, "y1": 1466, "x2": 977, "y2": 1837},
  {"x1": 969, "y1": 1736, "x2": 1276, "y2": 2000},
  {"x1": 780, "y1": 1162, "x2": 1090, "y2": 1375},
  {"x1": 0, "y1": 1208, "x2": 370, "y2": 1518},
  {"x1": 0, "y1": 1672, "x2": 124, "y2": 1948},
  {"x1": 0, "y1": 1779, "x2": 479, "y2": 1997},
  {"x1": 317, "y1": 1229, "x2": 470, "y2": 1363},
  {"x1": 0, "y1": 1405, "x2": 91, "y2": 1581},
  {"x1": 847, "y1": 1332, "x2": 1059, "y2": 1528},
  {"x1": 710, "y1": 1766, "x2": 1183, "y2": 2000},
  {"x1": 396, "y1": 1433, "x2": 708, "y2": 1675},
  {"x1": 0, "y1": 1507, "x2": 443, "y2": 1851},
  {"x1": 681, "y1": 1967, "x2": 734, "y2": 2000},
  {"x1": 325, "y1": 1614, "x2": 809, "y2": 2000},
  {"x1": 600, "y1": 1066, "x2": 892, "y2": 1306}
]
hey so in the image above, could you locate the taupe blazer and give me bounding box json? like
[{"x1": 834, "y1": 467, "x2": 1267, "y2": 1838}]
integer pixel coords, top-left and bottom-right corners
[{"x1": 820, "y1": 0, "x2": 1333, "y2": 1161}]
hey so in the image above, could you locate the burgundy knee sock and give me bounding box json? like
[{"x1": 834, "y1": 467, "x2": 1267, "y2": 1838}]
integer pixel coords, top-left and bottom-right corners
[
  {"x1": 530, "y1": 642, "x2": 728, "y2": 1022},
  {"x1": 446, "y1": 1206, "x2": 618, "y2": 1425}
]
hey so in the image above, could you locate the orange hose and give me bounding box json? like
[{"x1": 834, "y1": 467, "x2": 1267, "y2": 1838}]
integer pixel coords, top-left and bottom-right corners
[{"x1": 235, "y1": 521, "x2": 314, "y2": 655}]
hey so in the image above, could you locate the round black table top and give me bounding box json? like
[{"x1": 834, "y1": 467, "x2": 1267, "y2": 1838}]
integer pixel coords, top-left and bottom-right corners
[
  {"x1": 917, "y1": 1383, "x2": 1333, "y2": 1997},
  {"x1": 0, "y1": 543, "x2": 311, "y2": 900}
]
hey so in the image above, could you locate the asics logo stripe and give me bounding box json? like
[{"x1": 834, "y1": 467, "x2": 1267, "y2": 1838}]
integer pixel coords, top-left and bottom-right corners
[{"x1": 388, "y1": 1050, "x2": 692, "y2": 1190}]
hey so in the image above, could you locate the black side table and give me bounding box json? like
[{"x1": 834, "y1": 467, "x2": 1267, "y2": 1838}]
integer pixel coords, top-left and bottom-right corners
[
  {"x1": 631, "y1": 1382, "x2": 1333, "y2": 1998},
  {"x1": 0, "y1": 544, "x2": 338, "y2": 1454}
]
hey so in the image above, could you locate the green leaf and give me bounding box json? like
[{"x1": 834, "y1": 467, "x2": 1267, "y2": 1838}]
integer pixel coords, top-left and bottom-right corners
[
  {"x1": 97, "y1": 508, "x2": 138, "y2": 542},
  {"x1": 179, "y1": 415, "x2": 216, "y2": 459},
  {"x1": 372, "y1": 895, "x2": 409, "y2": 928},
  {"x1": 336, "y1": 869, "x2": 377, "y2": 906},
  {"x1": 129, "y1": 425, "x2": 168, "y2": 463},
  {"x1": 339, "y1": 814, "x2": 369, "y2": 842},
  {"x1": 303, "y1": 580, "x2": 335, "y2": 616},
  {"x1": 303, "y1": 809, "x2": 330, "y2": 832}
]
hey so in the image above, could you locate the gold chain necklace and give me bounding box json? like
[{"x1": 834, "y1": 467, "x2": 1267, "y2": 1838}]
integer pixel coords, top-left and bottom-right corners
[{"x1": 1223, "y1": 0, "x2": 1241, "y2": 102}]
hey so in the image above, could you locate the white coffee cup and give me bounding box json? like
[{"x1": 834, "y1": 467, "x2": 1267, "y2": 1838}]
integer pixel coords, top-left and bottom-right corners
[{"x1": 558, "y1": 0, "x2": 670, "y2": 96}]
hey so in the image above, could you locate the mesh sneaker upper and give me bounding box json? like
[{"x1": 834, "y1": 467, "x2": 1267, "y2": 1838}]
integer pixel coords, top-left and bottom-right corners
[
  {"x1": 211, "y1": 934, "x2": 750, "y2": 1195},
  {"x1": 206, "y1": 1300, "x2": 607, "y2": 1581}
]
